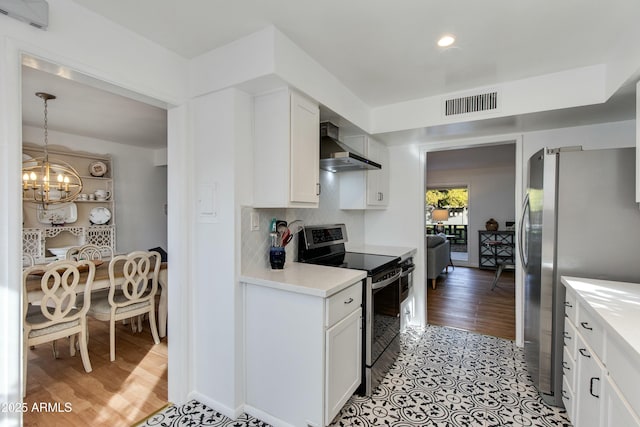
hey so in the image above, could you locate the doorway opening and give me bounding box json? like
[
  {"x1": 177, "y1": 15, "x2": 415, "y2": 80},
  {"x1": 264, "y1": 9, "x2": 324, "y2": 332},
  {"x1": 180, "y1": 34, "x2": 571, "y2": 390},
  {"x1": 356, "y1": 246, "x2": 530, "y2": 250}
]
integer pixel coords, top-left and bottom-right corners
[
  {"x1": 424, "y1": 142, "x2": 518, "y2": 341},
  {"x1": 20, "y1": 56, "x2": 170, "y2": 425}
]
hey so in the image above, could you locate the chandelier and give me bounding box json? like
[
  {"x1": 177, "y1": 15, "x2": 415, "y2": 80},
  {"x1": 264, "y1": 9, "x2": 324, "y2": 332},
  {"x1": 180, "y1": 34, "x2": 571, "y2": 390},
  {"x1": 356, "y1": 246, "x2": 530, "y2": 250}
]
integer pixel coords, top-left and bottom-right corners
[{"x1": 22, "y1": 92, "x2": 82, "y2": 206}]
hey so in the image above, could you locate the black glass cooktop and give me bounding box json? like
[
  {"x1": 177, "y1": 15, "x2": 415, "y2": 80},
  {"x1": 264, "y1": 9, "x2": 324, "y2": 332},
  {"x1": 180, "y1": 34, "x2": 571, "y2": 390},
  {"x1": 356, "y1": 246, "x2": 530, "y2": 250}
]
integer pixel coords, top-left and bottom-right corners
[{"x1": 304, "y1": 251, "x2": 400, "y2": 276}]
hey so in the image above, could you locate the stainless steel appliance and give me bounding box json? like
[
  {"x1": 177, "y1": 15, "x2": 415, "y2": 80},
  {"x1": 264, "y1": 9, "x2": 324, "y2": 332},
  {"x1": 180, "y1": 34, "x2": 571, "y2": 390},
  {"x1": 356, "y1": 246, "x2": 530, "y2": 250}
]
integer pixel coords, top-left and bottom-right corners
[
  {"x1": 319, "y1": 122, "x2": 382, "y2": 172},
  {"x1": 298, "y1": 224, "x2": 401, "y2": 395},
  {"x1": 399, "y1": 257, "x2": 415, "y2": 328},
  {"x1": 521, "y1": 146, "x2": 640, "y2": 407},
  {"x1": 399, "y1": 257, "x2": 415, "y2": 300}
]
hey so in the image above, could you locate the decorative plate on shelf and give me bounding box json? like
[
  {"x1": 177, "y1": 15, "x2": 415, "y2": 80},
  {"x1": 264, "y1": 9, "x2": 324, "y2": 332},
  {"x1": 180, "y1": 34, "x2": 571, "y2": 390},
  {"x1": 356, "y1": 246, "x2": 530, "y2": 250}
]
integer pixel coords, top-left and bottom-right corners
[
  {"x1": 36, "y1": 203, "x2": 78, "y2": 225},
  {"x1": 89, "y1": 161, "x2": 108, "y2": 177},
  {"x1": 89, "y1": 207, "x2": 111, "y2": 225}
]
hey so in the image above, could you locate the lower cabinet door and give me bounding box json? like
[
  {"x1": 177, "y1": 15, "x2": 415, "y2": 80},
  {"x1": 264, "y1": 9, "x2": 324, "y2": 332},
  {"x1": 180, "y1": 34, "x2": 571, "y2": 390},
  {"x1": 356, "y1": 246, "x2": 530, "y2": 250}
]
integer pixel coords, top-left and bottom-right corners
[
  {"x1": 604, "y1": 376, "x2": 640, "y2": 427},
  {"x1": 325, "y1": 307, "x2": 362, "y2": 424},
  {"x1": 576, "y1": 336, "x2": 605, "y2": 427}
]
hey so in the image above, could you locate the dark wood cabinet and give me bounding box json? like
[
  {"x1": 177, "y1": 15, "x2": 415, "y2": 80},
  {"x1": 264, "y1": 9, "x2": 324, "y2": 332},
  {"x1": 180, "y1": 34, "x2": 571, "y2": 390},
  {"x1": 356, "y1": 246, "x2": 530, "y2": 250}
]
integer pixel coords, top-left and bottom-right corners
[{"x1": 478, "y1": 230, "x2": 515, "y2": 270}]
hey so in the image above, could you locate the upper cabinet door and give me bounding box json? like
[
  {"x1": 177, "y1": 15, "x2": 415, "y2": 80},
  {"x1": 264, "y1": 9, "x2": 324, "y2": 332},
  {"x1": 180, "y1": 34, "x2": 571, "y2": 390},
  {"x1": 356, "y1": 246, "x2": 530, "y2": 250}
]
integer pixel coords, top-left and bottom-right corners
[
  {"x1": 366, "y1": 138, "x2": 389, "y2": 207},
  {"x1": 339, "y1": 135, "x2": 390, "y2": 210},
  {"x1": 253, "y1": 88, "x2": 319, "y2": 208},
  {"x1": 290, "y1": 91, "x2": 320, "y2": 204}
]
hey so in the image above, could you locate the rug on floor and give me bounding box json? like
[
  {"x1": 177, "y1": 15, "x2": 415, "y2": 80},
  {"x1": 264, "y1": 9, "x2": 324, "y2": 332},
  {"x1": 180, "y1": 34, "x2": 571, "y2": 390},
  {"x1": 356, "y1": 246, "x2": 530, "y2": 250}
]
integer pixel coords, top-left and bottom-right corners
[{"x1": 136, "y1": 325, "x2": 571, "y2": 427}]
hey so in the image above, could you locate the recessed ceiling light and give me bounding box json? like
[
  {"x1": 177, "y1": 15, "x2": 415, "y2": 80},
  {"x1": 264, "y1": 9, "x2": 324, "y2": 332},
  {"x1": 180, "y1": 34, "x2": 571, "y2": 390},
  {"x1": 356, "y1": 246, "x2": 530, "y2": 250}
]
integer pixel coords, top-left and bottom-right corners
[{"x1": 437, "y1": 35, "x2": 455, "y2": 47}]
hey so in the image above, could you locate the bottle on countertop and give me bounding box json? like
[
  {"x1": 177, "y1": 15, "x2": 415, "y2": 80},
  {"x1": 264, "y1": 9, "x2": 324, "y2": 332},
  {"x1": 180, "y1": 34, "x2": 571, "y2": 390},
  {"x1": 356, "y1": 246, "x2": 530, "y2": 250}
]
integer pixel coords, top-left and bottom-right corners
[{"x1": 270, "y1": 218, "x2": 278, "y2": 247}]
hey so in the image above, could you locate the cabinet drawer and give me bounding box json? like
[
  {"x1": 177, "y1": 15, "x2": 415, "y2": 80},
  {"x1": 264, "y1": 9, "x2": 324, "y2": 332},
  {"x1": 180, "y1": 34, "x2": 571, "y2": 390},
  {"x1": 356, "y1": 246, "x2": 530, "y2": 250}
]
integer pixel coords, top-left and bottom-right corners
[
  {"x1": 564, "y1": 286, "x2": 577, "y2": 324},
  {"x1": 576, "y1": 303, "x2": 604, "y2": 360},
  {"x1": 562, "y1": 375, "x2": 575, "y2": 424},
  {"x1": 564, "y1": 317, "x2": 577, "y2": 359},
  {"x1": 326, "y1": 281, "x2": 362, "y2": 327},
  {"x1": 563, "y1": 346, "x2": 576, "y2": 391}
]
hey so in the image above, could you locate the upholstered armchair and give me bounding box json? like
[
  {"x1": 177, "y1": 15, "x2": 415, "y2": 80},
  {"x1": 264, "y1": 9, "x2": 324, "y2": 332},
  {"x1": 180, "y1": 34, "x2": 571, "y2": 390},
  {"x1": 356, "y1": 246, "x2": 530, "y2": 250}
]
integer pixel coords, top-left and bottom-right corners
[{"x1": 426, "y1": 235, "x2": 450, "y2": 289}]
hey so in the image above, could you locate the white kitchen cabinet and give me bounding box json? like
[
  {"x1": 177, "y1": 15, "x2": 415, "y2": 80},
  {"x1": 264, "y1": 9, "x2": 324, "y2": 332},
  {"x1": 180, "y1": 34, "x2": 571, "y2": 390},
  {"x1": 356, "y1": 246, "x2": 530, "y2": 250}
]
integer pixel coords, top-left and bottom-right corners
[
  {"x1": 574, "y1": 334, "x2": 605, "y2": 427},
  {"x1": 243, "y1": 277, "x2": 362, "y2": 427},
  {"x1": 325, "y1": 307, "x2": 362, "y2": 422},
  {"x1": 604, "y1": 375, "x2": 640, "y2": 427},
  {"x1": 562, "y1": 277, "x2": 640, "y2": 427},
  {"x1": 253, "y1": 88, "x2": 320, "y2": 208},
  {"x1": 339, "y1": 135, "x2": 389, "y2": 209}
]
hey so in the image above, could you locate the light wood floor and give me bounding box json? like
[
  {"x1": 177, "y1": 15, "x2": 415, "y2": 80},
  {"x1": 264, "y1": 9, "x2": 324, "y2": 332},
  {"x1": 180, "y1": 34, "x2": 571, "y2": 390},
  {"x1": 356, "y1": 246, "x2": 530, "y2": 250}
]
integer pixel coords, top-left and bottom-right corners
[
  {"x1": 427, "y1": 265, "x2": 516, "y2": 340},
  {"x1": 23, "y1": 317, "x2": 168, "y2": 426}
]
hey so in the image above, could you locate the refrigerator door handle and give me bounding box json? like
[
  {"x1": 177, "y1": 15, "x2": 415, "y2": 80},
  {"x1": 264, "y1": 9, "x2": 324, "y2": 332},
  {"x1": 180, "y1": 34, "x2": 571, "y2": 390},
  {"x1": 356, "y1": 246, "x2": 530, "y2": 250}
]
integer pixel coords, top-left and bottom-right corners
[{"x1": 518, "y1": 192, "x2": 530, "y2": 269}]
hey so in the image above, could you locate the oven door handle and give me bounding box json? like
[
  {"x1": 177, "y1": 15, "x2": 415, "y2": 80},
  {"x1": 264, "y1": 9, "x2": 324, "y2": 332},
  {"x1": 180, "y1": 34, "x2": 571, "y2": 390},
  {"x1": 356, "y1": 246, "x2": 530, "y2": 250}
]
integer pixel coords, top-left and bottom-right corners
[
  {"x1": 372, "y1": 268, "x2": 402, "y2": 290},
  {"x1": 400, "y1": 265, "x2": 415, "y2": 277}
]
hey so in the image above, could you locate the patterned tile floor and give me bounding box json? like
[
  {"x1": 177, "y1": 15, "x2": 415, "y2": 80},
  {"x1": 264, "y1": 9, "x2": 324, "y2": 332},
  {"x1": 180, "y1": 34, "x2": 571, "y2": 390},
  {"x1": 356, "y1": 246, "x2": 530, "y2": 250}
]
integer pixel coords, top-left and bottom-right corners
[{"x1": 138, "y1": 325, "x2": 571, "y2": 427}]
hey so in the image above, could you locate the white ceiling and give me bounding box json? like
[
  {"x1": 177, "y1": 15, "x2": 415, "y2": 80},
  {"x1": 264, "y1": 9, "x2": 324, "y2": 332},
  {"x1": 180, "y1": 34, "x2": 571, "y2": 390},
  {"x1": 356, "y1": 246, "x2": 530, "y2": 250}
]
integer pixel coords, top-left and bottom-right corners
[
  {"x1": 22, "y1": 65, "x2": 168, "y2": 149},
  {"x1": 20, "y1": 0, "x2": 640, "y2": 149},
  {"x1": 69, "y1": 0, "x2": 640, "y2": 107}
]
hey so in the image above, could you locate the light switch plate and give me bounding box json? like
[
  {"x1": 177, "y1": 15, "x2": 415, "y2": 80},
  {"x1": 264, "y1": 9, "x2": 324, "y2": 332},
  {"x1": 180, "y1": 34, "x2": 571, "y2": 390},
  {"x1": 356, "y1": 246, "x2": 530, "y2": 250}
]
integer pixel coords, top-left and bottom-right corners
[
  {"x1": 197, "y1": 183, "x2": 218, "y2": 223},
  {"x1": 250, "y1": 211, "x2": 260, "y2": 231}
]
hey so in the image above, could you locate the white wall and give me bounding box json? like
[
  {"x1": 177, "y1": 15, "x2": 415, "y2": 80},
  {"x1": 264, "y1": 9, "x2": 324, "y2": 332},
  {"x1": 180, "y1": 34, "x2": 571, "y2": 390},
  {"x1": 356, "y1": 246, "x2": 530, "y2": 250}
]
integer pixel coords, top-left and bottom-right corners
[
  {"x1": 522, "y1": 120, "x2": 635, "y2": 161},
  {"x1": 22, "y1": 126, "x2": 168, "y2": 253},
  {"x1": 427, "y1": 165, "x2": 516, "y2": 268},
  {"x1": 364, "y1": 144, "x2": 426, "y2": 327},
  {"x1": 189, "y1": 88, "x2": 252, "y2": 417},
  {"x1": 371, "y1": 66, "x2": 609, "y2": 135}
]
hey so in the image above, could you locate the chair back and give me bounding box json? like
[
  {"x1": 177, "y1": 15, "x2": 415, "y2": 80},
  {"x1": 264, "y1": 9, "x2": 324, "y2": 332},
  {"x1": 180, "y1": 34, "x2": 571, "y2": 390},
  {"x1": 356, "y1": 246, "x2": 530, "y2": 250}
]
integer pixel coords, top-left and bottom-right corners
[
  {"x1": 22, "y1": 253, "x2": 35, "y2": 268},
  {"x1": 108, "y1": 251, "x2": 160, "y2": 307},
  {"x1": 66, "y1": 244, "x2": 114, "y2": 261},
  {"x1": 23, "y1": 260, "x2": 96, "y2": 331}
]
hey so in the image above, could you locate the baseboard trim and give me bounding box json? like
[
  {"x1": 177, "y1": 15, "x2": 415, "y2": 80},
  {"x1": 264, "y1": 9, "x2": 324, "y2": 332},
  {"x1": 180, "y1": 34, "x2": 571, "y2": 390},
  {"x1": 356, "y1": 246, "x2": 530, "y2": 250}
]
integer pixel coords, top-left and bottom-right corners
[
  {"x1": 187, "y1": 391, "x2": 243, "y2": 420},
  {"x1": 244, "y1": 404, "x2": 296, "y2": 427}
]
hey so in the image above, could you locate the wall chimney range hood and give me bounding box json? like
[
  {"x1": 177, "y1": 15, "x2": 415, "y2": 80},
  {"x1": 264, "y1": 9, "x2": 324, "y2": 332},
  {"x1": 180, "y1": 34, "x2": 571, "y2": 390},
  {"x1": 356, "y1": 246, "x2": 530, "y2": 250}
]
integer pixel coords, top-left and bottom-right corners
[{"x1": 319, "y1": 122, "x2": 381, "y2": 172}]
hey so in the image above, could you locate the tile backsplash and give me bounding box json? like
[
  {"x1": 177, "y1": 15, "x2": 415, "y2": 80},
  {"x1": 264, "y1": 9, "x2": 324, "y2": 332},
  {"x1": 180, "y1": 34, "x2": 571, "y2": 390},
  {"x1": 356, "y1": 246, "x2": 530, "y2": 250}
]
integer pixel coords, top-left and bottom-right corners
[{"x1": 241, "y1": 170, "x2": 365, "y2": 271}]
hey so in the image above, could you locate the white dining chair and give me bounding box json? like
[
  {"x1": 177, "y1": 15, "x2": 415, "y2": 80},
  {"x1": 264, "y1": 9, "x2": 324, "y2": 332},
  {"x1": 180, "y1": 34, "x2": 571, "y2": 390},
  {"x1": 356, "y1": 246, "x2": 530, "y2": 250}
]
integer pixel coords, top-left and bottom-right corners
[
  {"x1": 66, "y1": 244, "x2": 114, "y2": 261},
  {"x1": 88, "y1": 250, "x2": 161, "y2": 361},
  {"x1": 22, "y1": 253, "x2": 35, "y2": 268},
  {"x1": 23, "y1": 259, "x2": 96, "y2": 396}
]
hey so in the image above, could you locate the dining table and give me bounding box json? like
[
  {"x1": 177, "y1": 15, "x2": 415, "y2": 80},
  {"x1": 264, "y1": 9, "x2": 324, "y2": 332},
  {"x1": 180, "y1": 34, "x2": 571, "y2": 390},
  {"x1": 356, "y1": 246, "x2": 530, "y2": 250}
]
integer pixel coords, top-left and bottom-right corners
[{"x1": 25, "y1": 260, "x2": 169, "y2": 338}]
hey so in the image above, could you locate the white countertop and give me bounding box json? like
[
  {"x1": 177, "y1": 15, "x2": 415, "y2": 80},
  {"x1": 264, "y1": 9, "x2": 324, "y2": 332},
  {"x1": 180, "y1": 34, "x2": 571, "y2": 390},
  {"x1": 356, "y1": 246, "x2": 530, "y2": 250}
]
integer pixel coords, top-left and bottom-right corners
[
  {"x1": 241, "y1": 262, "x2": 367, "y2": 298},
  {"x1": 562, "y1": 276, "x2": 640, "y2": 358},
  {"x1": 344, "y1": 244, "x2": 417, "y2": 261}
]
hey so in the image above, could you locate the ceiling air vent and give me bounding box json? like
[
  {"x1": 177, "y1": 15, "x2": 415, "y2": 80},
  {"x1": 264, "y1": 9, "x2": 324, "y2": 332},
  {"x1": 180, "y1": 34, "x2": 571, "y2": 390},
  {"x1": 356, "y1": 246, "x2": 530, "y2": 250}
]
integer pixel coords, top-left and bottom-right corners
[
  {"x1": 444, "y1": 91, "x2": 498, "y2": 117},
  {"x1": 0, "y1": 0, "x2": 49, "y2": 30}
]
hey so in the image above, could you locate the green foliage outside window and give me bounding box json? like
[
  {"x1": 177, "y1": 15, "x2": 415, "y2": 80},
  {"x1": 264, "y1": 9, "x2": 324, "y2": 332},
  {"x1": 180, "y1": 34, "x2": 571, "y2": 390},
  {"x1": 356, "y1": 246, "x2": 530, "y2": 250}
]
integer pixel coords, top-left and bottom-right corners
[{"x1": 426, "y1": 188, "x2": 468, "y2": 208}]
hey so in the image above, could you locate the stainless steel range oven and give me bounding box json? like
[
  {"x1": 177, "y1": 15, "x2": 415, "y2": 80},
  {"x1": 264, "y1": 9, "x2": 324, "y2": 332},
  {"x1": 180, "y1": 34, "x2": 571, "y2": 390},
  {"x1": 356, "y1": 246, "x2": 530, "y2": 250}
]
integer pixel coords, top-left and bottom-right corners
[{"x1": 298, "y1": 224, "x2": 402, "y2": 396}]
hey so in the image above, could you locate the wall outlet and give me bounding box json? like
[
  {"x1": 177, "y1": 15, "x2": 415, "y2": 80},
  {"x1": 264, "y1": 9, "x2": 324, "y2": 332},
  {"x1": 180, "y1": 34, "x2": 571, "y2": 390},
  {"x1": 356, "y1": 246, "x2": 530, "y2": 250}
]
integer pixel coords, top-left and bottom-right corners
[{"x1": 250, "y1": 211, "x2": 260, "y2": 231}]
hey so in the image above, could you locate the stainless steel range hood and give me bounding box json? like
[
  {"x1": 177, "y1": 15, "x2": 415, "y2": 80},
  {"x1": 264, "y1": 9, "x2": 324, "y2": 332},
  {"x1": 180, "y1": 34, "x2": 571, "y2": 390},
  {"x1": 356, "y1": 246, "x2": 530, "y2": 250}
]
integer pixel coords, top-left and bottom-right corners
[{"x1": 320, "y1": 122, "x2": 381, "y2": 172}]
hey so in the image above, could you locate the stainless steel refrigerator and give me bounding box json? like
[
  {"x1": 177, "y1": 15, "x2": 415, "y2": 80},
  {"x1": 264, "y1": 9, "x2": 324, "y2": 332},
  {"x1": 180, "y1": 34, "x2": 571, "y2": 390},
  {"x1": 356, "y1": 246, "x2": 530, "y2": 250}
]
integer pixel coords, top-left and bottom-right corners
[{"x1": 521, "y1": 146, "x2": 640, "y2": 407}]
